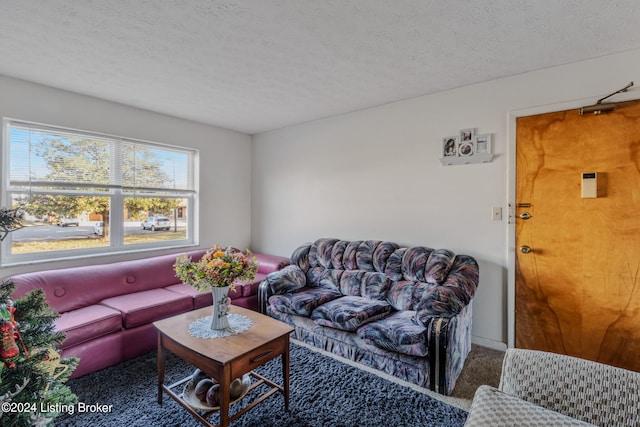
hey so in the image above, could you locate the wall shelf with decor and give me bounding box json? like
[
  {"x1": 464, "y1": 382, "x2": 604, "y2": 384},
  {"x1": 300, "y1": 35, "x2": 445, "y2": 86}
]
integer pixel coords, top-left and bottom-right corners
[{"x1": 440, "y1": 128, "x2": 494, "y2": 166}]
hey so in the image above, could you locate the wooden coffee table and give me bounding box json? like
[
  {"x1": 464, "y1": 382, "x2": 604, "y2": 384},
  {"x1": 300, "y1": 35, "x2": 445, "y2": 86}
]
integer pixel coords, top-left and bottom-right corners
[{"x1": 154, "y1": 305, "x2": 294, "y2": 427}]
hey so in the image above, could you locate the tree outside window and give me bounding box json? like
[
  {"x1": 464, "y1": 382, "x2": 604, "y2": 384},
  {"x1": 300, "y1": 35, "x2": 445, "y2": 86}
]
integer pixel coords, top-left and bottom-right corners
[{"x1": 2, "y1": 120, "x2": 196, "y2": 264}]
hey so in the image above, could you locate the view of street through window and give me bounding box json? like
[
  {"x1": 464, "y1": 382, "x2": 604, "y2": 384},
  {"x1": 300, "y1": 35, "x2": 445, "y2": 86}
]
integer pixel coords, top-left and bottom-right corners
[
  {"x1": 3, "y1": 120, "x2": 195, "y2": 261},
  {"x1": 10, "y1": 218, "x2": 187, "y2": 253}
]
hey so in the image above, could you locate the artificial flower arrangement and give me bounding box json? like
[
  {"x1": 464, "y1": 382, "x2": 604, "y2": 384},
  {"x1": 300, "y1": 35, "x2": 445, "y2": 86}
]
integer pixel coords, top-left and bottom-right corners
[{"x1": 174, "y1": 245, "x2": 258, "y2": 292}]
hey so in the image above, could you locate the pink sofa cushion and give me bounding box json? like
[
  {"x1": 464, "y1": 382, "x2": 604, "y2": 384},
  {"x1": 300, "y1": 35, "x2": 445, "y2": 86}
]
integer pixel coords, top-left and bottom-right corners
[
  {"x1": 55, "y1": 304, "x2": 122, "y2": 349},
  {"x1": 61, "y1": 331, "x2": 125, "y2": 379},
  {"x1": 166, "y1": 276, "x2": 266, "y2": 309},
  {"x1": 239, "y1": 272, "x2": 268, "y2": 297},
  {"x1": 100, "y1": 288, "x2": 192, "y2": 328},
  {"x1": 164, "y1": 284, "x2": 213, "y2": 309}
]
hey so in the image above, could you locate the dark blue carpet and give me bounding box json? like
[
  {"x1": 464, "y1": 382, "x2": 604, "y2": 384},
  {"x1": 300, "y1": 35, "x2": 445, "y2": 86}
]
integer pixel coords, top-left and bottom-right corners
[{"x1": 58, "y1": 342, "x2": 467, "y2": 426}]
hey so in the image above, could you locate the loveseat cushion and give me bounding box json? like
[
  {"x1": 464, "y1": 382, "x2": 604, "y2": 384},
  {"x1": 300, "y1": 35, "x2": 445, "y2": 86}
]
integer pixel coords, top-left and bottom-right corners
[
  {"x1": 269, "y1": 287, "x2": 343, "y2": 317},
  {"x1": 55, "y1": 305, "x2": 122, "y2": 349},
  {"x1": 311, "y1": 296, "x2": 392, "y2": 332},
  {"x1": 339, "y1": 271, "x2": 389, "y2": 299},
  {"x1": 425, "y1": 249, "x2": 456, "y2": 284},
  {"x1": 387, "y1": 280, "x2": 437, "y2": 311},
  {"x1": 306, "y1": 267, "x2": 343, "y2": 290},
  {"x1": 383, "y1": 247, "x2": 408, "y2": 281},
  {"x1": 401, "y1": 246, "x2": 432, "y2": 282},
  {"x1": 356, "y1": 310, "x2": 429, "y2": 357},
  {"x1": 100, "y1": 288, "x2": 192, "y2": 328},
  {"x1": 464, "y1": 385, "x2": 596, "y2": 427},
  {"x1": 266, "y1": 265, "x2": 307, "y2": 294},
  {"x1": 305, "y1": 268, "x2": 390, "y2": 300}
]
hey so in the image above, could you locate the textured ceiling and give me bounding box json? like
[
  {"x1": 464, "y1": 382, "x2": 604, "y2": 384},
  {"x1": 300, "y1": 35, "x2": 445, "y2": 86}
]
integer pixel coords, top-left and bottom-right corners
[{"x1": 1, "y1": 1, "x2": 640, "y2": 134}]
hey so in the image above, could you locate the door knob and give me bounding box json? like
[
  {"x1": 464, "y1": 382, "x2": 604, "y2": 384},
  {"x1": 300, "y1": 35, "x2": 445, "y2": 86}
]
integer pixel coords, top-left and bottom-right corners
[
  {"x1": 519, "y1": 245, "x2": 532, "y2": 254},
  {"x1": 519, "y1": 212, "x2": 532, "y2": 220}
]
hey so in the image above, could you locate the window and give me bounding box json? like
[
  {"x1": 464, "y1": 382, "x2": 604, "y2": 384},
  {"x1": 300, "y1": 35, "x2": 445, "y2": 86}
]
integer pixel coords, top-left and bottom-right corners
[{"x1": 2, "y1": 119, "x2": 198, "y2": 265}]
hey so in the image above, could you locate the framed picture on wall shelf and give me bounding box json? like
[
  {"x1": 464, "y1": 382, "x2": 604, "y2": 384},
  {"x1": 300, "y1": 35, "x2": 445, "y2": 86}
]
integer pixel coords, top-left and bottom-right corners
[
  {"x1": 475, "y1": 134, "x2": 492, "y2": 154},
  {"x1": 459, "y1": 141, "x2": 474, "y2": 156},
  {"x1": 442, "y1": 136, "x2": 458, "y2": 157},
  {"x1": 439, "y1": 128, "x2": 494, "y2": 166},
  {"x1": 460, "y1": 128, "x2": 475, "y2": 142}
]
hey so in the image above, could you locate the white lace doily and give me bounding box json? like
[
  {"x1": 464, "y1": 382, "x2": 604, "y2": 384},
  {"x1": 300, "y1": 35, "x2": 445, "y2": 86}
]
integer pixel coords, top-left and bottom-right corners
[{"x1": 188, "y1": 313, "x2": 253, "y2": 339}]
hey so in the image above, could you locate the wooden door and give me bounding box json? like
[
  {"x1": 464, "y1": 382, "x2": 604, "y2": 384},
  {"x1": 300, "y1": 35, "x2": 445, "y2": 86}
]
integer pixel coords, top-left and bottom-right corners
[{"x1": 515, "y1": 99, "x2": 640, "y2": 372}]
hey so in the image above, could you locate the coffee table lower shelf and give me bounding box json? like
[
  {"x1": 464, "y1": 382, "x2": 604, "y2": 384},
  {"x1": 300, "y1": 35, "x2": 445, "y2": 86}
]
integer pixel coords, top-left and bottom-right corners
[{"x1": 161, "y1": 371, "x2": 284, "y2": 427}]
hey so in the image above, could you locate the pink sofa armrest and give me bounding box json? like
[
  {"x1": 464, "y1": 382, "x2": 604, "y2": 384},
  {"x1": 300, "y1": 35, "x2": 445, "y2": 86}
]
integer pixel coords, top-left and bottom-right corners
[{"x1": 253, "y1": 253, "x2": 290, "y2": 274}]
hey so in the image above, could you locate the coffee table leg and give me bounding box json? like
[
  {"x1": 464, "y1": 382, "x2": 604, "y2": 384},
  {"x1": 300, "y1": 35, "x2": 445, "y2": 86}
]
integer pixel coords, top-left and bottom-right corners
[
  {"x1": 220, "y1": 366, "x2": 231, "y2": 427},
  {"x1": 157, "y1": 334, "x2": 165, "y2": 405},
  {"x1": 283, "y1": 344, "x2": 290, "y2": 411}
]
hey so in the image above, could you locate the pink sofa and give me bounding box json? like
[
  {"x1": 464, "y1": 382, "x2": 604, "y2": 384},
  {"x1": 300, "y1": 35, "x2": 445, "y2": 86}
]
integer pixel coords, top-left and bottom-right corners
[{"x1": 10, "y1": 250, "x2": 289, "y2": 378}]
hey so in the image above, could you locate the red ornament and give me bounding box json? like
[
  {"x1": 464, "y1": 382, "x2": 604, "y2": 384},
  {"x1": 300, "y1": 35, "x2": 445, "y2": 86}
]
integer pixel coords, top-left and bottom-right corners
[{"x1": 0, "y1": 319, "x2": 19, "y2": 360}]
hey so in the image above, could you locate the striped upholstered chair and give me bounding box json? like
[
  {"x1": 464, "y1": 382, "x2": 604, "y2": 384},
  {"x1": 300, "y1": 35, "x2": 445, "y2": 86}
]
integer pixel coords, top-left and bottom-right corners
[{"x1": 465, "y1": 348, "x2": 640, "y2": 426}]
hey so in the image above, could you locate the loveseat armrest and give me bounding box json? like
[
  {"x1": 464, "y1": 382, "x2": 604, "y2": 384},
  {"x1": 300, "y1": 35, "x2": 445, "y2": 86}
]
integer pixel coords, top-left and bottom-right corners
[
  {"x1": 258, "y1": 265, "x2": 307, "y2": 314},
  {"x1": 499, "y1": 348, "x2": 640, "y2": 427},
  {"x1": 424, "y1": 302, "x2": 473, "y2": 395},
  {"x1": 257, "y1": 280, "x2": 271, "y2": 314}
]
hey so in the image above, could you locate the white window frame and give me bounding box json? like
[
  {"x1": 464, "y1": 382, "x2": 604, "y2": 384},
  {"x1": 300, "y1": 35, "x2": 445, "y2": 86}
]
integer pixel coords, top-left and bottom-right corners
[{"x1": 1, "y1": 118, "x2": 199, "y2": 266}]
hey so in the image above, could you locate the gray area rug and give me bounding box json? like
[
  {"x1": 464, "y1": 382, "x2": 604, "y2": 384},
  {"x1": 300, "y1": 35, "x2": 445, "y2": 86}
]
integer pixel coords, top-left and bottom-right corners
[{"x1": 58, "y1": 342, "x2": 468, "y2": 426}]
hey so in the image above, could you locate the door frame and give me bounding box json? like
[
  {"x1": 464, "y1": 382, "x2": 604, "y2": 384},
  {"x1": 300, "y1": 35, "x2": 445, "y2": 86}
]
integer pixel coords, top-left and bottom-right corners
[{"x1": 506, "y1": 91, "x2": 639, "y2": 348}]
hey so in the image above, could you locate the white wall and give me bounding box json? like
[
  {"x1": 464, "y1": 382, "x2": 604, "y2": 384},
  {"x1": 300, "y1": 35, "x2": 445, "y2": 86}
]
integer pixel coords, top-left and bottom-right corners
[
  {"x1": 3, "y1": 48, "x2": 639, "y2": 347},
  {"x1": 0, "y1": 75, "x2": 253, "y2": 278},
  {"x1": 251, "y1": 48, "x2": 640, "y2": 349}
]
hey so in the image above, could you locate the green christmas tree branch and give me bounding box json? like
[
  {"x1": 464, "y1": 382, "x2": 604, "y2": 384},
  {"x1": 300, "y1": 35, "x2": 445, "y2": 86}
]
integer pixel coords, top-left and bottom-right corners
[
  {"x1": 1, "y1": 280, "x2": 79, "y2": 427},
  {"x1": 0, "y1": 208, "x2": 23, "y2": 241}
]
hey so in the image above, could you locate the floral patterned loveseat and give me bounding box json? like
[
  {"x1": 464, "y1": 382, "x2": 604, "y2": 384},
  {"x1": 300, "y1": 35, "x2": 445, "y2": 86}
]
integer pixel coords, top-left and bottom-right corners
[{"x1": 258, "y1": 238, "x2": 479, "y2": 395}]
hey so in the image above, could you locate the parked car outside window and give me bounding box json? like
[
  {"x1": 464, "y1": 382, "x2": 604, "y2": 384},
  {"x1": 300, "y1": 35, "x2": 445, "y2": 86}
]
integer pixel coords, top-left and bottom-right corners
[
  {"x1": 141, "y1": 216, "x2": 171, "y2": 231},
  {"x1": 93, "y1": 221, "x2": 104, "y2": 235},
  {"x1": 57, "y1": 217, "x2": 80, "y2": 227}
]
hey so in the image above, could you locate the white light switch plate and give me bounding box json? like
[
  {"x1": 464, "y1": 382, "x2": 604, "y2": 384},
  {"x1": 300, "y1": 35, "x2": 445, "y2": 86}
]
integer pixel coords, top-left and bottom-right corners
[{"x1": 492, "y1": 207, "x2": 502, "y2": 221}]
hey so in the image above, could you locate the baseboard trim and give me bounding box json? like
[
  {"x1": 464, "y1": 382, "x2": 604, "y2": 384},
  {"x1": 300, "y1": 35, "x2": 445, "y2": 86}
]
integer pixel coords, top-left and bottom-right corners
[{"x1": 472, "y1": 336, "x2": 508, "y2": 352}]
